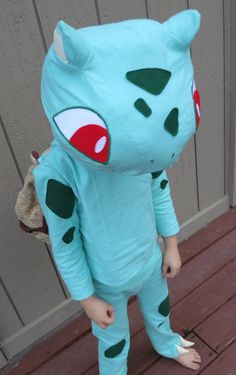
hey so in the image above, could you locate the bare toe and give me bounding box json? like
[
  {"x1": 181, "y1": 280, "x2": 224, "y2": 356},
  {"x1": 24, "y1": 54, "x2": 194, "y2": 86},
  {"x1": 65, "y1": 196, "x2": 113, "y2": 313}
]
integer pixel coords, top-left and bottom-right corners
[
  {"x1": 194, "y1": 354, "x2": 201, "y2": 362},
  {"x1": 192, "y1": 363, "x2": 200, "y2": 370},
  {"x1": 174, "y1": 349, "x2": 202, "y2": 371},
  {"x1": 192, "y1": 350, "x2": 201, "y2": 359}
]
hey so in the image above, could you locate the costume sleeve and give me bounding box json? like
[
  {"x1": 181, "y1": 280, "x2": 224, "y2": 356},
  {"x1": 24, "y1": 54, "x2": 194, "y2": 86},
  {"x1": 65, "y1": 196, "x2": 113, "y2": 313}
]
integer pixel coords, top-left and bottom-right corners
[
  {"x1": 151, "y1": 169, "x2": 180, "y2": 237},
  {"x1": 33, "y1": 164, "x2": 95, "y2": 301}
]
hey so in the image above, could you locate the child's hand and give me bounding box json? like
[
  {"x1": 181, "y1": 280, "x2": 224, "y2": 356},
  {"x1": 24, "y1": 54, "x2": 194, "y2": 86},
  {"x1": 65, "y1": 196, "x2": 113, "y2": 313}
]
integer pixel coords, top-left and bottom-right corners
[
  {"x1": 162, "y1": 246, "x2": 182, "y2": 278},
  {"x1": 80, "y1": 295, "x2": 115, "y2": 329}
]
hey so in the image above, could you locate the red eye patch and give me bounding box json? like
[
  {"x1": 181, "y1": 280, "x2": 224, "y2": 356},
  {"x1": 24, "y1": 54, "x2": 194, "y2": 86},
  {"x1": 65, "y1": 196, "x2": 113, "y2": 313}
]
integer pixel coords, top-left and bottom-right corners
[
  {"x1": 70, "y1": 124, "x2": 109, "y2": 163},
  {"x1": 192, "y1": 80, "x2": 201, "y2": 129}
]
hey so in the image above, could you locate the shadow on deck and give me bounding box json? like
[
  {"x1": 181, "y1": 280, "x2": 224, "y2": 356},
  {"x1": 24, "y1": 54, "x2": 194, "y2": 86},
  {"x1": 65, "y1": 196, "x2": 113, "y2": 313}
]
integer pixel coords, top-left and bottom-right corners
[{"x1": 1, "y1": 207, "x2": 236, "y2": 375}]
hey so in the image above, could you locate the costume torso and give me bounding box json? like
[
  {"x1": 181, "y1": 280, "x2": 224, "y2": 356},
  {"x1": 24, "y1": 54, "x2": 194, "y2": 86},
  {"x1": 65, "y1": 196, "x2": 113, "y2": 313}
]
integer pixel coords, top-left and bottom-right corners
[{"x1": 35, "y1": 140, "x2": 180, "y2": 290}]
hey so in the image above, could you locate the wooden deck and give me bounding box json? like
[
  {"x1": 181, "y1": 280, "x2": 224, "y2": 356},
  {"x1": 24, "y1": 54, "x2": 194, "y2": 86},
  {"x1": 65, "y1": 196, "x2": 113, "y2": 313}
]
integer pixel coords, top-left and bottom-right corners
[{"x1": 1, "y1": 207, "x2": 236, "y2": 375}]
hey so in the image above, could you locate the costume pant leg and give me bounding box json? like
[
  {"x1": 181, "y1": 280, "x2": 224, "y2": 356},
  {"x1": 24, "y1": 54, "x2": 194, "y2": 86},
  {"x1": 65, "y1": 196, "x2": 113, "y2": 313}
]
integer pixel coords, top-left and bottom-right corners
[
  {"x1": 91, "y1": 281, "x2": 130, "y2": 375},
  {"x1": 136, "y1": 256, "x2": 182, "y2": 358}
]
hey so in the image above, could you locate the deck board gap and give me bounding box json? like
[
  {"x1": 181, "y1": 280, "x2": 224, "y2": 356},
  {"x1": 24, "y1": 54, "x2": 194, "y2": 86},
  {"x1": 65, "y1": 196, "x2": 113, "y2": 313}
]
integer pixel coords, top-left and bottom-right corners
[
  {"x1": 191, "y1": 331, "x2": 218, "y2": 355},
  {"x1": 172, "y1": 257, "x2": 236, "y2": 310}
]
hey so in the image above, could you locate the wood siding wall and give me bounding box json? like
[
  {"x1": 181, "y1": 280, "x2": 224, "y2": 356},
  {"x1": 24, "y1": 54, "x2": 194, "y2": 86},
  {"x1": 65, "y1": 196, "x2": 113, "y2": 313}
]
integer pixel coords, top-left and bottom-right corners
[{"x1": 0, "y1": 0, "x2": 230, "y2": 365}]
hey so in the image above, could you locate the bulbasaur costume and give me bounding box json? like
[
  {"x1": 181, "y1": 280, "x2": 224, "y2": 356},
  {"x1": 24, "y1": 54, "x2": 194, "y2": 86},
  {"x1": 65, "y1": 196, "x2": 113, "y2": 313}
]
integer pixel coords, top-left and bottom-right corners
[{"x1": 33, "y1": 9, "x2": 201, "y2": 374}]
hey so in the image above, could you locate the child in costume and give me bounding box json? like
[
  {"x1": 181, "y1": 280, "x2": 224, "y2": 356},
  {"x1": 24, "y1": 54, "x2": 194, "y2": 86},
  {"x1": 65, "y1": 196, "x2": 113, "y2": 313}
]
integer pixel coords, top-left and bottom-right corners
[{"x1": 33, "y1": 9, "x2": 202, "y2": 374}]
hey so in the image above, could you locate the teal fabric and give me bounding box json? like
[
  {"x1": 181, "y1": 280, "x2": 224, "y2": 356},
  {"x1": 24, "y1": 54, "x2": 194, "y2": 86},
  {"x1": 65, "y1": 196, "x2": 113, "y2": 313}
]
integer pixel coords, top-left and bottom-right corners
[{"x1": 91, "y1": 250, "x2": 182, "y2": 374}]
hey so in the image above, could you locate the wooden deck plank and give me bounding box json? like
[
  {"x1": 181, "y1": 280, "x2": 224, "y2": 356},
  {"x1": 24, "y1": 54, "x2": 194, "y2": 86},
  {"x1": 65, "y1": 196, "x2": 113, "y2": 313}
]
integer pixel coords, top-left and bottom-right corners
[
  {"x1": 142, "y1": 333, "x2": 217, "y2": 375},
  {"x1": 199, "y1": 340, "x2": 236, "y2": 375},
  {"x1": 171, "y1": 259, "x2": 236, "y2": 336},
  {"x1": 0, "y1": 313, "x2": 91, "y2": 375},
  {"x1": 169, "y1": 228, "x2": 236, "y2": 305},
  {"x1": 32, "y1": 334, "x2": 97, "y2": 375},
  {"x1": 178, "y1": 206, "x2": 236, "y2": 264},
  {"x1": 194, "y1": 295, "x2": 236, "y2": 354}
]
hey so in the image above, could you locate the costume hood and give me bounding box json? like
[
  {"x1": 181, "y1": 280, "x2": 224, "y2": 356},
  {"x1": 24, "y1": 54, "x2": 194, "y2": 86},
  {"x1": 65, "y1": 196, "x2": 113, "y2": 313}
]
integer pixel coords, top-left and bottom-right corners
[{"x1": 41, "y1": 9, "x2": 201, "y2": 174}]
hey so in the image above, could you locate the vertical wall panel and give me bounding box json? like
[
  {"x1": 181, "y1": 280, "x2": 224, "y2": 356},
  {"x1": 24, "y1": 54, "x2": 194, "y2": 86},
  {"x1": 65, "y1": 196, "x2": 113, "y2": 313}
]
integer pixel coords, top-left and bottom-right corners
[
  {"x1": 0, "y1": 282, "x2": 22, "y2": 341},
  {"x1": 147, "y1": 0, "x2": 187, "y2": 20},
  {"x1": 0, "y1": 122, "x2": 66, "y2": 326},
  {"x1": 36, "y1": 0, "x2": 98, "y2": 47},
  {"x1": 97, "y1": 0, "x2": 147, "y2": 22},
  {"x1": 0, "y1": 0, "x2": 68, "y2": 329},
  {"x1": 0, "y1": 0, "x2": 51, "y2": 177},
  {"x1": 0, "y1": 351, "x2": 7, "y2": 370},
  {"x1": 226, "y1": 0, "x2": 236, "y2": 206},
  {"x1": 189, "y1": 0, "x2": 225, "y2": 211}
]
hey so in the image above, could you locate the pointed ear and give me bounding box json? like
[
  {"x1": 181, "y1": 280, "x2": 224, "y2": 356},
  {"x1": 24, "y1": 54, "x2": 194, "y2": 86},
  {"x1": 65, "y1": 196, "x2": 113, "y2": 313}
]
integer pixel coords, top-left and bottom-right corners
[
  {"x1": 163, "y1": 9, "x2": 201, "y2": 49},
  {"x1": 53, "y1": 20, "x2": 91, "y2": 68}
]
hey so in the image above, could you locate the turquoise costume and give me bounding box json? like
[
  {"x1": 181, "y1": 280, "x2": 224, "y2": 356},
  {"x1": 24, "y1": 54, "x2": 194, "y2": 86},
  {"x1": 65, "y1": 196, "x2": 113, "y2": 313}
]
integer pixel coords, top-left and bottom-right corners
[{"x1": 33, "y1": 9, "x2": 201, "y2": 374}]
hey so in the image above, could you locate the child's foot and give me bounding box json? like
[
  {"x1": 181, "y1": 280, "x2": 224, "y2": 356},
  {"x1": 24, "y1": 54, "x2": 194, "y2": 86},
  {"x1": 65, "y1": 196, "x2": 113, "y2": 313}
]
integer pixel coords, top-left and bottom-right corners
[
  {"x1": 174, "y1": 347, "x2": 202, "y2": 370},
  {"x1": 174, "y1": 337, "x2": 201, "y2": 370}
]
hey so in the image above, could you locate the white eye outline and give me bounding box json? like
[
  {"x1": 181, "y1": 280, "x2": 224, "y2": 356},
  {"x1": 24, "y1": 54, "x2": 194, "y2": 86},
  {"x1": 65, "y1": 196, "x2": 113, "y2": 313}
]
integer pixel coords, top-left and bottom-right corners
[
  {"x1": 53, "y1": 106, "x2": 111, "y2": 164},
  {"x1": 53, "y1": 107, "x2": 107, "y2": 140}
]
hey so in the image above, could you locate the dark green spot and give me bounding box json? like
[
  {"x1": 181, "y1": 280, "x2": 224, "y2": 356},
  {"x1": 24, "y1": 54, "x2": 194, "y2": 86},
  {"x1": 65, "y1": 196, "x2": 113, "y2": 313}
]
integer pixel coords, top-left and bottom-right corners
[
  {"x1": 46, "y1": 179, "x2": 75, "y2": 218},
  {"x1": 62, "y1": 227, "x2": 75, "y2": 244},
  {"x1": 126, "y1": 68, "x2": 171, "y2": 95},
  {"x1": 158, "y1": 321, "x2": 164, "y2": 328},
  {"x1": 158, "y1": 295, "x2": 170, "y2": 317},
  {"x1": 164, "y1": 108, "x2": 179, "y2": 136},
  {"x1": 152, "y1": 170, "x2": 163, "y2": 179},
  {"x1": 160, "y1": 179, "x2": 168, "y2": 190},
  {"x1": 172, "y1": 153, "x2": 175, "y2": 158},
  {"x1": 134, "y1": 98, "x2": 152, "y2": 117},
  {"x1": 104, "y1": 339, "x2": 126, "y2": 358}
]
